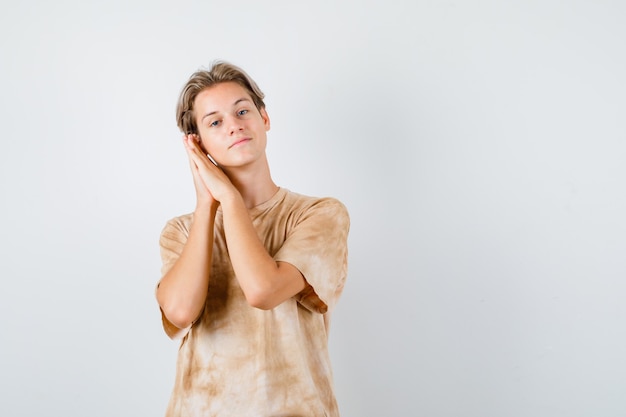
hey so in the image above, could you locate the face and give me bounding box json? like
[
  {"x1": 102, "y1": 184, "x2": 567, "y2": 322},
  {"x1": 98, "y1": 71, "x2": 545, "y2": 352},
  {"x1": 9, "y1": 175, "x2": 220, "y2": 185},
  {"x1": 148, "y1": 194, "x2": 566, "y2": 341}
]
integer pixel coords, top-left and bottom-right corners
[{"x1": 193, "y1": 82, "x2": 270, "y2": 169}]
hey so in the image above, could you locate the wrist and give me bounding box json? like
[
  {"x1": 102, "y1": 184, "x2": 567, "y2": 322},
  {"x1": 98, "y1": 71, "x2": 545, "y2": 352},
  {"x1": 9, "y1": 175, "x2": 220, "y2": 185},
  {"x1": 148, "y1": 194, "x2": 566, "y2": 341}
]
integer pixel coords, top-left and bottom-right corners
[
  {"x1": 194, "y1": 201, "x2": 218, "y2": 218},
  {"x1": 218, "y1": 191, "x2": 243, "y2": 212}
]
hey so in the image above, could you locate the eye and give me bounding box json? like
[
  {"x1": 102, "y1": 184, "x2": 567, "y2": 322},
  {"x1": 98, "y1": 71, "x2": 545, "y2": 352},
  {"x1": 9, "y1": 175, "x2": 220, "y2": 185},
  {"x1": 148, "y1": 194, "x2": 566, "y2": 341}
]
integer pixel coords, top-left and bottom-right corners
[
  {"x1": 237, "y1": 109, "x2": 249, "y2": 116},
  {"x1": 209, "y1": 120, "x2": 221, "y2": 127}
]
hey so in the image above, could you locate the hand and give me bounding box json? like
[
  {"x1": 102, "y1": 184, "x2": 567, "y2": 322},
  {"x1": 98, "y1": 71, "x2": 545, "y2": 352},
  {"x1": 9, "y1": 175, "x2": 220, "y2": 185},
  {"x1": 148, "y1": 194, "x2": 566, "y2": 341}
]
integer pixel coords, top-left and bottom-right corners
[
  {"x1": 183, "y1": 134, "x2": 216, "y2": 210},
  {"x1": 183, "y1": 134, "x2": 236, "y2": 206}
]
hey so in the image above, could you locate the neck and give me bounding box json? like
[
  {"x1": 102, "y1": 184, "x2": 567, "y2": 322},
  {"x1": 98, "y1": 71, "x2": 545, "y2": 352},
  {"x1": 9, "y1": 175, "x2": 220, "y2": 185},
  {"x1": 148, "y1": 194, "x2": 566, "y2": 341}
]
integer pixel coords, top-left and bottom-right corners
[{"x1": 223, "y1": 158, "x2": 279, "y2": 209}]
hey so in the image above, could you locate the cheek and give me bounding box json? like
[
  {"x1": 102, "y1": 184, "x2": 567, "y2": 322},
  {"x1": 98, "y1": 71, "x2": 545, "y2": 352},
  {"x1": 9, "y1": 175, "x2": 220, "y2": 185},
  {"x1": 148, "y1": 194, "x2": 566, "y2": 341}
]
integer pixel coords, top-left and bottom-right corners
[
  {"x1": 199, "y1": 139, "x2": 212, "y2": 154},
  {"x1": 198, "y1": 134, "x2": 217, "y2": 155}
]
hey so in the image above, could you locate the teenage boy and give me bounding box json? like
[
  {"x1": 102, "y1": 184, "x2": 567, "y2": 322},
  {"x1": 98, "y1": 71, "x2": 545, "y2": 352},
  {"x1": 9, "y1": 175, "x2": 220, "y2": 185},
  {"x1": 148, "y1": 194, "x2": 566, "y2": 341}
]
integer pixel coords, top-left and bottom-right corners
[{"x1": 156, "y1": 61, "x2": 350, "y2": 417}]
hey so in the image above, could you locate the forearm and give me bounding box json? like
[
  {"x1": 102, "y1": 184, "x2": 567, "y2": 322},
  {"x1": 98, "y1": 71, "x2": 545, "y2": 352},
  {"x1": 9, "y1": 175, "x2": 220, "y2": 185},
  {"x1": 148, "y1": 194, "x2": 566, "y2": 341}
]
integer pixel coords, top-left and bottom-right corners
[
  {"x1": 220, "y1": 194, "x2": 304, "y2": 309},
  {"x1": 157, "y1": 205, "x2": 216, "y2": 328}
]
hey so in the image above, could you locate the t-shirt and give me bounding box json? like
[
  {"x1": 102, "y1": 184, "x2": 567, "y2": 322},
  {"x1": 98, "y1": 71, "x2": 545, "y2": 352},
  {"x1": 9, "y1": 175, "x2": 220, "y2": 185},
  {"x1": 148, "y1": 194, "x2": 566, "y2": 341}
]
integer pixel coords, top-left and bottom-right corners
[{"x1": 158, "y1": 188, "x2": 350, "y2": 417}]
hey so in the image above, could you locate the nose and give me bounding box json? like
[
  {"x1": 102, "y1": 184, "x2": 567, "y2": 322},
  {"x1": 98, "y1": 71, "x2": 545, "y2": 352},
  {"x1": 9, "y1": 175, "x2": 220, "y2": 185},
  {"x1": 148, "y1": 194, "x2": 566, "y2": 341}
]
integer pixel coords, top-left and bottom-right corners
[{"x1": 226, "y1": 115, "x2": 244, "y2": 135}]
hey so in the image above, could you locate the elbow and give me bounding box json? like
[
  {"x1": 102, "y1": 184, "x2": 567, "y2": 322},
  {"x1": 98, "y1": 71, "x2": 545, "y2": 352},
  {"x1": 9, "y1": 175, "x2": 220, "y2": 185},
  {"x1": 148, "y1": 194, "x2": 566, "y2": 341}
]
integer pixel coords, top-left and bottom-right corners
[
  {"x1": 249, "y1": 300, "x2": 277, "y2": 311},
  {"x1": 157, "y1": 294, "x2": 198, "y2": 329},
  {"x1": 162, "y1": 307, "x2": 196, "y2": 329},
  {"x1": 245, "y1": 288, "x2": 280, "y2": 310}
]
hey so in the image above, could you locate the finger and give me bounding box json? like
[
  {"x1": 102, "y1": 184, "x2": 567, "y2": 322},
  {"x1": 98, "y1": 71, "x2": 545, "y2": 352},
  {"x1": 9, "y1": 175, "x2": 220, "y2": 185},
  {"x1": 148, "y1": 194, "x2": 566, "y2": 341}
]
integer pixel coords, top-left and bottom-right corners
[
  {"x1": 183, "y1": 134, "x2": 196, "y2": 152},
  {"x1": 184, "y1": 135, "x2": 207, "y2": 161},
  {"x1": 187, "y1": 140, "x2": 219, "y2": 174},
  {"x1": 186, "y1": 145, "x2": 207, "y2": 171},
  {"x1": 185, "y1": 136, "x2": 208, "y2": 162},
  {"x1": 191, "y1": 133, "x2": 205, "y2": 149},
  {"x1": 185, "y1": 141, "x2": 216, "y2": 187},
  {"x1": 183, "y1": 137, "x2": 197, "y2": 165},
  {"x1": 185, "y1": 138, "x2": 208, "y2": 180},
  {"x1": 186, "y1": 134, "x2": 201, "y2": 149}
]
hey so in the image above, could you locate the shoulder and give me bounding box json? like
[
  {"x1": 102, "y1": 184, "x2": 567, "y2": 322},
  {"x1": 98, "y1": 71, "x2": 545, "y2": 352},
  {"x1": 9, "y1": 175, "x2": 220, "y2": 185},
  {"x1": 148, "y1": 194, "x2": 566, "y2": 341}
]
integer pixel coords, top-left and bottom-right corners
[
  {"x1": 160, "y1": 212, "x2": 194, "y2": 238},
  {"x1": 281, "y1": 189, "x2": 350, "y2": 225},
  {"x1": 282, "y1": 188, "x2": 344, "y2": 206}
]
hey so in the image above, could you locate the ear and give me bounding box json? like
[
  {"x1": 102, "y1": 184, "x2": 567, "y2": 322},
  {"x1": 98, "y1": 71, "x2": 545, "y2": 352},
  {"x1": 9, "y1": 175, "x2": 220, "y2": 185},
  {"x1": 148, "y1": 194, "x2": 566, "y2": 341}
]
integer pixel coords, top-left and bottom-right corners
[{"x1": 260, "y1": 108, "x2": 271, "y2": 131}]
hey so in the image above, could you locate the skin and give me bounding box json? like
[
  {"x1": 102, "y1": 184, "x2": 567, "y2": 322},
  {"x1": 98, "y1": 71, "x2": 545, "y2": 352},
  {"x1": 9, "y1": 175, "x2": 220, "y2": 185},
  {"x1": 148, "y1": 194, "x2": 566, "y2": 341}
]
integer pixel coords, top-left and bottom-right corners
[{"x1": 156, "y1": 82, "x2": 306, "y2": 331}]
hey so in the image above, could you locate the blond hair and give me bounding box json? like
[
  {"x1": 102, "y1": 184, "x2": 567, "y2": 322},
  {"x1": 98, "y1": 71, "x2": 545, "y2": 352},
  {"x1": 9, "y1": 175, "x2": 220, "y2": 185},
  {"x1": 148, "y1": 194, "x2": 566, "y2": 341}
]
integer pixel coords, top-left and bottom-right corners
[{"x1": 175, "y1": 61, "x2": 266, "y2": 134}]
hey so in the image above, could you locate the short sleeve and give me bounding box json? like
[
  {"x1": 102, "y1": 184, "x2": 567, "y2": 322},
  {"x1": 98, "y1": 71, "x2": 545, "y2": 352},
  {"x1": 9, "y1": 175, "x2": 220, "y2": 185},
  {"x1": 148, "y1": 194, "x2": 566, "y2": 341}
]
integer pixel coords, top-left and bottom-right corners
[
  {"x1": 156, "y1": 216, "x2": 192, "y2": 339},
  {"x1": 274, "y1": 198, "x2": 350, "y2": 314},
  {"x1": 159, "y1": 217, "x2": 190, "y2": 277}
]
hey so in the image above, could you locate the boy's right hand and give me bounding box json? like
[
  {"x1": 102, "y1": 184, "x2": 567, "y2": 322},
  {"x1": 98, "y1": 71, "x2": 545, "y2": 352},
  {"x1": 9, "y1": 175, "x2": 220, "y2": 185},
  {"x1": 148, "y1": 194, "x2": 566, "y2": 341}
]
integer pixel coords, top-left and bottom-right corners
[{"x1": 184, "y1": 134, "x2": 218, "y2": 213}]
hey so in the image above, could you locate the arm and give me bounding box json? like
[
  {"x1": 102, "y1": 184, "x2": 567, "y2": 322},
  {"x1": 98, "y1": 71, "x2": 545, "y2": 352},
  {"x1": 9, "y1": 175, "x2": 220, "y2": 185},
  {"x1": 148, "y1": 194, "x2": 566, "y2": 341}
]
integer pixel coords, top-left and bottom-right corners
[
  {"x1": 184, "y1": 135, "x2": 306, "y2": 310},
  {"x1": 155, "y1": 135, "x2": 219, "y2": 331},
  {"x1": 220, "y1": 193, "x2": 306, "y2": 309},
  {"x1": 156, "y1": 205, "x2": 216, "y2": 330}
]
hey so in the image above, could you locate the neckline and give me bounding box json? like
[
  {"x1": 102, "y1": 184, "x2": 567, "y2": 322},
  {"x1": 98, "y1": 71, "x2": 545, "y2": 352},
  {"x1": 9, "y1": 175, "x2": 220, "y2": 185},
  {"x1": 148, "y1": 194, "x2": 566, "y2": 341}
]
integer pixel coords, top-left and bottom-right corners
[
  {"x1": 215, "y1": 187, "x2": 287, "y2": 218},
  {"x1": 247, "y1": 187, "x2": 286, "y2": 216}
]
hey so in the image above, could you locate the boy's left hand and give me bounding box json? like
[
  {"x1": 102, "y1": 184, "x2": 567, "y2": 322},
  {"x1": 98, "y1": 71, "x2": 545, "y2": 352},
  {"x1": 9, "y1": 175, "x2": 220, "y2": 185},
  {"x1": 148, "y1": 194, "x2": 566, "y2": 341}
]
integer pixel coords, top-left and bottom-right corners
[{"x1": 183, "y1": 135, "x2": 237, "y2": 204}]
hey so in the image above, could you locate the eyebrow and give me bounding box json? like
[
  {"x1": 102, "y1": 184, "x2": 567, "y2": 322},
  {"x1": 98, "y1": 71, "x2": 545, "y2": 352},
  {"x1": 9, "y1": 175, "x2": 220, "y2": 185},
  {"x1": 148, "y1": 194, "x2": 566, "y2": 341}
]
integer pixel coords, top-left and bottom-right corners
[{"x1": 201, "y1": 98, "x2": 251, "y2": 122}]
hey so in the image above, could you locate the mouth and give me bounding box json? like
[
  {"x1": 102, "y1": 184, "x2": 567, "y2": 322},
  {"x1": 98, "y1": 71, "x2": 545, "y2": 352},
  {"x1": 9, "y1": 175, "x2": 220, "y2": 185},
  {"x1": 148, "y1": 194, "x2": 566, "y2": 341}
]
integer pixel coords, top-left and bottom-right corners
[{"x1": 229, "y1": 138, "x2": 251, "y2": 148}]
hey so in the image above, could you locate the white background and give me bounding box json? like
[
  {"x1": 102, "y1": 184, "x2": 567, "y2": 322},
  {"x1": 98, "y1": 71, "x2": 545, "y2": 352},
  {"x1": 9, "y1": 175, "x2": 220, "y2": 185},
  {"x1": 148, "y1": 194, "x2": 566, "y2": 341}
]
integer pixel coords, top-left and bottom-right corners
[{"x1": 1, "y1": 1, "x2": 625, "y2": 416}]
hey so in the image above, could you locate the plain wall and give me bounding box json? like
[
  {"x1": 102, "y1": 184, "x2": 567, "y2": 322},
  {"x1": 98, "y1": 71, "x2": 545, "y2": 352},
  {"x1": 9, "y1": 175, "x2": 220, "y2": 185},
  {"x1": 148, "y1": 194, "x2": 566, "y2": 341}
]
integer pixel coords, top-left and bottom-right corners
[{"x1": 1, "y1": 1, "x2": 625, "y2": 416}]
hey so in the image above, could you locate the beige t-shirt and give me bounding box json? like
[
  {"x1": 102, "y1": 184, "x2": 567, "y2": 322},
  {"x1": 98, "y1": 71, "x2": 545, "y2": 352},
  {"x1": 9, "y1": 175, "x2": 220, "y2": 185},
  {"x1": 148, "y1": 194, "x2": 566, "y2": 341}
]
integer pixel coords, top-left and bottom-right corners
[{"x1": 158, "y1": 188, "x2": 350, "y2": 417}]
